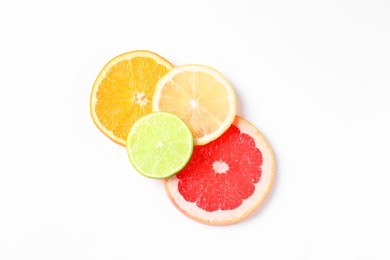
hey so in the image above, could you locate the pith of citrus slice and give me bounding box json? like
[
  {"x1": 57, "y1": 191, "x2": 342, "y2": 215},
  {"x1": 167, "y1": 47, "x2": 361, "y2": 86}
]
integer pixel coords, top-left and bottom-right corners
[
  {"x1": 126, "y1": 112, "x2": 194, "y2": 179},
  {"x1": 90, "y1": 50, "x2": 173, "y2": 145},
  {"x1": 164, "y1": 116, "x2": 275, "y2": 225},
  {"x1": 152, "y1": 64, "x2": 236, "y2": 145}
]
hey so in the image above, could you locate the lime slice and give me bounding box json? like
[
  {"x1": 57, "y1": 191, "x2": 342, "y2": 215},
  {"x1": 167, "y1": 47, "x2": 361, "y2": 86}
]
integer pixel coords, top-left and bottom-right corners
[{"x1": 126, "y1": 112, "x2": 194, "y2": 179}]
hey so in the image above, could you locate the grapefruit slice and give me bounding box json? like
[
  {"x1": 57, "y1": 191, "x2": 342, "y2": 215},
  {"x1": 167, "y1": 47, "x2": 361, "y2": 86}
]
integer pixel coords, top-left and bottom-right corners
[
  {"x1": 152, "y1": 64, "x2": 236, "y2": 145},
  {"x1": 164, "y1": 116, "x2": 275, "y2": 225},
  {"x1": 90, "y1": 50, "x2": 173, "y2": 145}
]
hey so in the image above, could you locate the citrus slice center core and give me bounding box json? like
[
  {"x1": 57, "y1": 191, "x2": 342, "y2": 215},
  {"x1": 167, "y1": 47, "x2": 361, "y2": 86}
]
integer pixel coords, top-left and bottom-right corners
[
  {"x1": 133, "y1": 92, "x2": 148, "y2": 106},
  {"x1": 212, "y1": 160, "x2": 229, "y2": 174},
  {"x1": 189, "y1": 99, "x2": 199, "y2": 109}
]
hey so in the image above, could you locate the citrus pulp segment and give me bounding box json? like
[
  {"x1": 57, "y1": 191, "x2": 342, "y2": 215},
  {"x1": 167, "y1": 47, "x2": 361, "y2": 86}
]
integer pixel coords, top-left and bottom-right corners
[
  {"x1": 90, "y1": 50, "x2": 173, "y2": 145},
  {"x1": 152, "y1": 64, "x2": 236, "y2": 145},
  {"x1": 164, "y1": 116, "x2": 275, "y2": 225},
  {"x1": 126, "y1": 112, "x2": 194, "y2": 179}
]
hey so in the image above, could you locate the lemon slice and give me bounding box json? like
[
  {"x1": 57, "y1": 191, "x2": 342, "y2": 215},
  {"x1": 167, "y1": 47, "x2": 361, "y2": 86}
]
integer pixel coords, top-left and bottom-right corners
[{"x1": 152, "y1": 64, "x2": 236, "y2": 145}]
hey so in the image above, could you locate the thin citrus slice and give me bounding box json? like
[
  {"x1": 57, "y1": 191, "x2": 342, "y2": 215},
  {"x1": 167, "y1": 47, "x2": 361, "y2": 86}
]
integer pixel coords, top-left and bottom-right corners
[
  {"x1": 164, "y1": 116, "x2": 275, "y2": 225},
  {"x1": 126, "y1": 112, "x2": 194, "y2": 179},
  {"x1": 152, "y1": 64, "x2": 236, "y2": 145},
  {"x1": 90, "y1": 50, "x2": 173, "y2": 145}
]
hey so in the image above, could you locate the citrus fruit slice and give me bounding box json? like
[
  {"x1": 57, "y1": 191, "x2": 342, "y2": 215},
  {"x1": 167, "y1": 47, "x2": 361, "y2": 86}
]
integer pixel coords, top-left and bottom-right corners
[
  {"x1": 90, "y1": 50, "x2": 173, "y2": 145},
  {"x1": 126, "y1": 112, "x2": 194, "y2": 179},
  {"x1": 164, "y1": 116, "x2": 275, "y2": 225},
  {"x1": 152, "y1": 64, "x2": 236, "y2": 145}
]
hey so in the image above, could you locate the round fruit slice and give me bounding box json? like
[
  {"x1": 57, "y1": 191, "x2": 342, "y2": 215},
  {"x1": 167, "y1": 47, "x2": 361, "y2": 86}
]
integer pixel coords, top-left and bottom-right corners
[
  {"x1": 126, "y1": 112, "x2": 194, "y2": 179},
  {"x1": 152, "y1": 64, "x2": 236, "y2": 145},
  {"x1": 164, "y1": 116, "x2": 275, "y2": 225},
  {"x1": 90, "y1": 50, "x2": 173, "y2": 145}
]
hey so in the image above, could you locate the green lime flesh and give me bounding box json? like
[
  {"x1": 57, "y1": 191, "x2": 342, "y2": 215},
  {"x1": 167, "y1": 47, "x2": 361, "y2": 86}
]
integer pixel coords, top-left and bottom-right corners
[{"x1": 126, "y1": 112, "x2": 194, "y2": 179}]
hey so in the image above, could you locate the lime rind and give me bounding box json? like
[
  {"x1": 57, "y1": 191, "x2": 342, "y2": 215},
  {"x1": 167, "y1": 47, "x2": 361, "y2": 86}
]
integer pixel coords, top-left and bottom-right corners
[{"x1": 126, "y1": 112, "x2": 194, "y2": 179}]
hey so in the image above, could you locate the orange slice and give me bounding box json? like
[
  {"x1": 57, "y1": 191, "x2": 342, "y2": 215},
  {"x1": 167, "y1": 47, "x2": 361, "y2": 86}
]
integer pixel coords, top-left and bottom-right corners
[
  {"x1": 152, "y1": 65, "x2": 236, "y2": 145},
  {"x1": 90, "y1": 50, "x2": 173, "y2": 145}
]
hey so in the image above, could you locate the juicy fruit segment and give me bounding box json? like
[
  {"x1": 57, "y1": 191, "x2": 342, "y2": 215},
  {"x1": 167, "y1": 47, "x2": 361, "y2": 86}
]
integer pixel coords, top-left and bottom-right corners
[
  {"x1": 152, "y1": 65, "x2": 236, "y2": 145},
  {"x1": 178, "y1": 126, "x2": 261, "y2": 211},
  {"x1": 164, "y1": 116, "x2": 275, "y2": 225},
  {"x1": 126, "y1": 112, "x2": 194, "y2": 179},
  {"x1": 90, "y1": 50, "x2": 173, "y2": 145}
]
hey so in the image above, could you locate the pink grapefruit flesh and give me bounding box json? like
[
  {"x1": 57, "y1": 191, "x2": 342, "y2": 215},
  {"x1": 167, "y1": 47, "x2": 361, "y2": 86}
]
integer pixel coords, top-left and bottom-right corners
[{"x1": 164, "y1": 116, "x2": 275, "y2": 225}]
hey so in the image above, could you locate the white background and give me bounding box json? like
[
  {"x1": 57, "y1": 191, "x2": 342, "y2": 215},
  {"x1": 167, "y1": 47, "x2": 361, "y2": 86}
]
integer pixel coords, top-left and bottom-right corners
[{"x1": 1, "y1": 0, "x2": 389, "y2": 259}]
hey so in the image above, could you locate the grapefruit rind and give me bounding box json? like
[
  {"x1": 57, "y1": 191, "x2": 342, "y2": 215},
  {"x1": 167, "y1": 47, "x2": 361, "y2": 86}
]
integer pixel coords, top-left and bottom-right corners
[
  {"x1": 163, "y1": 116, "x2": 275, "y2": 225},
  {"x1": 152, "y1": 64, "x2": 236, "y2": 146},
  {"x1": 90, "y1": 50, "x2": 174, "y2": 145}
]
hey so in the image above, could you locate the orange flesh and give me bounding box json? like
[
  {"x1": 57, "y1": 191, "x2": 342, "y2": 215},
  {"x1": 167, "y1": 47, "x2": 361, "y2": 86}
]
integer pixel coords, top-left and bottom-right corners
[{"x1": 94, "y1": 56, "x2": 171, "y2": 142}]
